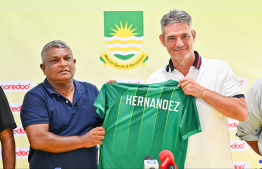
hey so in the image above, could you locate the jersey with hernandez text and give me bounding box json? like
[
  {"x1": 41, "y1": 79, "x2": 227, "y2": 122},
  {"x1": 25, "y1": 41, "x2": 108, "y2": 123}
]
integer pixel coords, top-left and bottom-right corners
[{"x1": 94, "y1": 80, "x2": 201, "y2": 169}]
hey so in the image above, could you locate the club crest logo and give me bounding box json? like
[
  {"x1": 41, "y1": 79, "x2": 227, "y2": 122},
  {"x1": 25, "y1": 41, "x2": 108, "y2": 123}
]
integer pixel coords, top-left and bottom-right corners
[{"x1": 100, "y1": 11, "x2": 148, "y2": 70}]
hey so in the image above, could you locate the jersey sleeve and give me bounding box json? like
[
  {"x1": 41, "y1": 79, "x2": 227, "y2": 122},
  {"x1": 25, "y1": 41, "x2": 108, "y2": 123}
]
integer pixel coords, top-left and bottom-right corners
[
  {"x1": 94, "y1": 84, "x2": 107, "y2": 118},
  {"x1": 180, "y1": 95, "x2": 202, "y2": 140},
  {"x1": 92, "y1": 84, "x2": 105, "y2": 125},
  {"x1": 220, "y1": 61, "x2": 244, "y2": 97},
  {"x1": 0, "y1": 87, "x2": 17, "y2": 132},
  {"x1": 20, "y1": 90, "x2": 49, "y2": 129}
]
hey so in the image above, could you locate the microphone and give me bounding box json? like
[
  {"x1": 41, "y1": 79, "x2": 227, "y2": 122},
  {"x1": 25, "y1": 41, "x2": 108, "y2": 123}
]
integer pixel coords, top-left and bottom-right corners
[
  {"x1": 159, "y1": 150, "x2": 178, "y2": 169},
  {"x1": 144, "y1": 156, "x2": 159, "y2": 169}
]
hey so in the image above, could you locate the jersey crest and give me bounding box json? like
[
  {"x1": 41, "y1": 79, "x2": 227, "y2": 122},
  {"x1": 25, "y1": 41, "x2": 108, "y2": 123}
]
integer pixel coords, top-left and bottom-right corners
[{"x1": 100, "y1": 11, "x2": 149, "y2": 70}]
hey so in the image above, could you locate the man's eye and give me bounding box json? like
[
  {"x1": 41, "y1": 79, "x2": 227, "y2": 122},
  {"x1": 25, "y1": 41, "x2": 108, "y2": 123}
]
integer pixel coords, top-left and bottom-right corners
[
  {"x1": 66, "y1": 57, "x2": 71, "y2": 60},
  {"x1": 51, "y1": 59, "x2": 58, "y2": 63}
]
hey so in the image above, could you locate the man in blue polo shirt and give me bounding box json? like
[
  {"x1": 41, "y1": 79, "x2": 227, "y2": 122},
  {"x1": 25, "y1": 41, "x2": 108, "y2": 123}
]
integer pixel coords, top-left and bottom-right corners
[{"x1": 20, "y1": 40, "x2": 105, "y2": 169}]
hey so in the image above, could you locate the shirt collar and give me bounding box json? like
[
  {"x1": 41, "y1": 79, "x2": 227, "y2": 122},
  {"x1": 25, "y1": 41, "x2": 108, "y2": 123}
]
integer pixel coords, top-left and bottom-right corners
[
  {"x1": 42, "y1": 78, "x2": 86, "y2": 95},
  {"x1": 166, "y1": 51, "x2": 202, "y2": 72}
]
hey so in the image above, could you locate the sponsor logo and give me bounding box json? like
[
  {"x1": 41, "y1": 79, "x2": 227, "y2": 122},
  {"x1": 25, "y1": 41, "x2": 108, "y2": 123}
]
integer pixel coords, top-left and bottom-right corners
[
  {"x1": 230, "y1": 140, "x2": 249, "y2": 151},
  {"x1": 233, "y1": 161, "x2": 250, "y2": 169},
  {"x1": 237, "y1": 77, "x2": 248, "y2": 88},
  {"x1": 13, "y1": 125, "x2": 26, "y2": 136},
  {"x1": 16, "y1": 148, "x2": 29, "y2": 158},
  {"x1": 228, "y1": 118, "x2": 239, "y2": 130},
  {"x1": 0, "y1": 147, "x2": 29, "y2": 159},
  {"x1": 9, "y1": 103, "x2": 22, "y2": 114},
  {"x1": 109, "y1": 79, "x2": 144, "y2": 84},
  {"x1": 0, "y1": 81, "x2": 35, "y2": 92},
  {"x1": 100, "y1": 11, "x2": 148, "y2": 70}
]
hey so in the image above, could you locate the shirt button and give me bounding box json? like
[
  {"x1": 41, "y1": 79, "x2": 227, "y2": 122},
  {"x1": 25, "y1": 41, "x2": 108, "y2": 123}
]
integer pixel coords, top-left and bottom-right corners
[
  {"x1": 66, "y1": 100, "x2": 68, "y2": 103},
  {"x1": 58, "y1": 95, "x2": 60, "y2": 97}
]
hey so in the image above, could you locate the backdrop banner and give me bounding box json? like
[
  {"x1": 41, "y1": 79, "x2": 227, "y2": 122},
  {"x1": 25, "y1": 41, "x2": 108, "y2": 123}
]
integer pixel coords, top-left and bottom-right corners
[{"x1": 0, "y1": 0, "x2": 261, "y2": 168}]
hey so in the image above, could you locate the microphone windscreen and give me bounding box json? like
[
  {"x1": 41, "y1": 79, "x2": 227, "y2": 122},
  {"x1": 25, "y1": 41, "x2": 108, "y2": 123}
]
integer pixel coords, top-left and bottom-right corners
[
  {"x1": 159, "y1": 150, "x2": 174, "y2": 161},
  {"x1": 167, "y1": 165, "x2": 176, "y2": 169},
  {"x1": 144, "y1": 156, "x2": 153, "y2": 160}
]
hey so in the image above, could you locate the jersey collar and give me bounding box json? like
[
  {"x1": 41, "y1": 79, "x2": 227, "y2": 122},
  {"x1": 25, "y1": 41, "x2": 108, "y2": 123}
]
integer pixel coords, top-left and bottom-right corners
[{"x1": 166, "y1": 51, "x2": 202, "y2": 72}]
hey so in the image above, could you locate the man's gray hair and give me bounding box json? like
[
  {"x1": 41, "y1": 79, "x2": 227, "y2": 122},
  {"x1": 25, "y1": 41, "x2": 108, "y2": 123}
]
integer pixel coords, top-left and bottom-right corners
[
  {"x1": 41, "y1": 40, "x2": 73, "y2": 63},
  {"x1": 160, "y1": 9, "x2": 194, "y2": 37}
]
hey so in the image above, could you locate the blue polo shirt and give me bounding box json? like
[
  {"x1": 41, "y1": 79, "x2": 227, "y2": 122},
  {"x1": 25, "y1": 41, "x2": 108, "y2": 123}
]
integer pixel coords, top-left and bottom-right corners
[{"x1": 21, "y1": 78, "x2": 103, "y2": 169}]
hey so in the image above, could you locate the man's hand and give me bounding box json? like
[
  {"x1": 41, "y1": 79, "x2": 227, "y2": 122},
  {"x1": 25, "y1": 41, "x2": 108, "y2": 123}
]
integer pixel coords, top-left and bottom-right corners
[
  {"x1": 178, "y1": 77, "x2": 248, "y2": 121},
  {"x1": 26, "y1": 124, "x2": 105, "y2": 153},
  {"x1": 178, "y1": 77, "x2": 205, "y2": 97},
  {"x1": 81, "y1": 127, "x2": 105, "y2": 148},
  {"x1": 107, "y1": 80, "x2": 117, "y2": 83}
]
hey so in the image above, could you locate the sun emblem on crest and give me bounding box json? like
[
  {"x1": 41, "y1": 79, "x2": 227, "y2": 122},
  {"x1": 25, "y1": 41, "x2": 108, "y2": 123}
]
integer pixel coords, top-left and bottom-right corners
[{"x1": 110, "y1": 21, "x2": 139, "y2": 38}]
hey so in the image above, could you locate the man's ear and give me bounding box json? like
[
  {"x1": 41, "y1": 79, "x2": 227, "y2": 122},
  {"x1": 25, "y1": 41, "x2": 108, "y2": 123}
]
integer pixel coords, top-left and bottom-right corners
[
  {"x1": 159, "y1": 34, "x2": 166, "y2": 47},
  {"x1": 193, "y1": 30, "x2": 196, "y2": 43},
  {"x1": 74, "y1": 59, "x2": 76, "y2": 71},
  {"x1": 40, "y1": 64, "x2": 46, "y2": 75}
]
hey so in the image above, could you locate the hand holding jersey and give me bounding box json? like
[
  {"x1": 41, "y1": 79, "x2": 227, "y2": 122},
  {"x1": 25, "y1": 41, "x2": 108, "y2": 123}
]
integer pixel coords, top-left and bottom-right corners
[
  {"x1": 178, "y1": 77, "x2": 248, "y2": 121},
  {"x1": 177, "y1": 77, "x2": 205, "y2": 97},
  {"x1": 80, "y1": 127, "x2": 105, "y2": 147}
]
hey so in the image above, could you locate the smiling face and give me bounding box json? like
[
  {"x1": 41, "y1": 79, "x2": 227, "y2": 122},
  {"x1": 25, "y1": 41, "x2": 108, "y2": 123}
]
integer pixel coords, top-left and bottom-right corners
[
  {"x1": 40, "y1": 47, "x2": 76, "y2": 85},
  {"x1": 160, "y1": 22, "x2": 196, "y2": 64}
]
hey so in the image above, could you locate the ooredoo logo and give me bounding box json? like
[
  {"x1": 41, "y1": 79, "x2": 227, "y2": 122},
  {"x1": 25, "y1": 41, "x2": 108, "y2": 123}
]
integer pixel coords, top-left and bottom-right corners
[
  {"x1": 15, "y1": 147, "x2": 29, "y2": 158},
  {"x1": 13, "y1": 125, "x2": 26, "y2": 136},
  {"x1": 228, "y1": 118, "x2": 239, "y2": 130},
  {"x1": 0, "y1": 81, "x2": 35, "y2": 92},
  {"x1": 237, "y1": 77, "x2": 248, "y2": 88},
  {"x1": 9, "y1": 103, "x2": 22, "y2": 114},
  {"x1": 0, "y1": 147, "x2": 29, "y2": 159},
  {"x1": 16, "y1": 150, "x2": 29, "y2": 157},
  {"x1": 233, "y1": 161, "x2": 250, "y2": 169},
  {"x1": 230, "y1": 140, "x2": 249, "y2": 151}
]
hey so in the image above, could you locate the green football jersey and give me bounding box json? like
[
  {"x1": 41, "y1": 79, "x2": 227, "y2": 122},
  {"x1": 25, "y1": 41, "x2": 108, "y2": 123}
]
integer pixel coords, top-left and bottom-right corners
[{"x1": 94, "y1": 80, "x2": 201, "y2": 169}]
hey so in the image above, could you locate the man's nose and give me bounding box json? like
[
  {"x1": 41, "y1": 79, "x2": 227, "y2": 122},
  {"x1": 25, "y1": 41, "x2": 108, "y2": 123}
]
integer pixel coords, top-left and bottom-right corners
[
  {"x1": 176, "y1": 38, "x2": 184, "y2": 47},
  {"x1": 59, "y1": 59, "x2": 67, "y2": 66}
]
